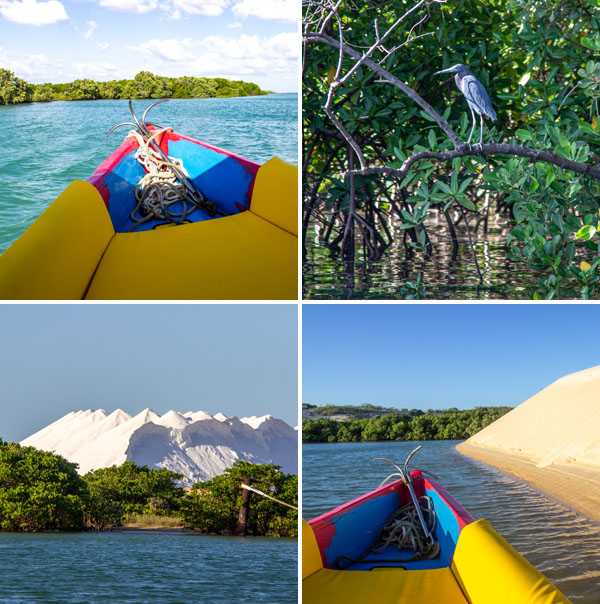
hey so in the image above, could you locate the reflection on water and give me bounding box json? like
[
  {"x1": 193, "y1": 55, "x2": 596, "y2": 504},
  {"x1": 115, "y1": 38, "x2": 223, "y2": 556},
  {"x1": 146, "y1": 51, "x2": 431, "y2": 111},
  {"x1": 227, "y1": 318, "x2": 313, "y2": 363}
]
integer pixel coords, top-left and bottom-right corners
[
  {"x1": 303, "y1": 209, "x2": 541, "y2": 300},
  {"x1": 303, "y1": 441, "x2": 600, "y2": 603}
]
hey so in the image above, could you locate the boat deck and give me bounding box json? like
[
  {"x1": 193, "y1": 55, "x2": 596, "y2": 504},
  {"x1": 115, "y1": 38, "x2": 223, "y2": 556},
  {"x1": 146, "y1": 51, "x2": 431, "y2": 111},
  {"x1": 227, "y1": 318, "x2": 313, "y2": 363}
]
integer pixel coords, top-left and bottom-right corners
[
  {"x1": 303, "y1": 567, "x2": 467, "y2": 604},
  {"x1": 303, "y1": 474, "x2": 572, "y2": 604},
  {"x1": 334, "y1": 544, "x2": 449, "y2": 571},
  {"x1": 0, "y1": 157, "x2": 297, "y2": 300}
]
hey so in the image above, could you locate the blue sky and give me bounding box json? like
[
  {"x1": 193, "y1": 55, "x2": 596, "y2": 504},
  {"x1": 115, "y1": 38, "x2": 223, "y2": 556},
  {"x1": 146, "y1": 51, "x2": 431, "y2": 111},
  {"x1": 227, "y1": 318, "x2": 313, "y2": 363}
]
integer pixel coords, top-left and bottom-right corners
[
  {"x1": 0, "y1": 0, "x2": 297, "y2": 91},
  {"x1": 303, "y1": 303, "x2": 600, "y2": 410},
  {"x1": 0, "y1": 303, "x2": 298, "y2": 442}
]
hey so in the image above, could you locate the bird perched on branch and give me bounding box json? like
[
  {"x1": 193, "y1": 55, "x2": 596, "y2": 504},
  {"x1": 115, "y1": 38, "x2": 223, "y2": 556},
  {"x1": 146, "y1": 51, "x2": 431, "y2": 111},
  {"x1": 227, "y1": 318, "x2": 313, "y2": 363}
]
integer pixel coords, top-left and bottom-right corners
[{"x1": 434, "y1": 63, "x2": 497, "y2": 148}]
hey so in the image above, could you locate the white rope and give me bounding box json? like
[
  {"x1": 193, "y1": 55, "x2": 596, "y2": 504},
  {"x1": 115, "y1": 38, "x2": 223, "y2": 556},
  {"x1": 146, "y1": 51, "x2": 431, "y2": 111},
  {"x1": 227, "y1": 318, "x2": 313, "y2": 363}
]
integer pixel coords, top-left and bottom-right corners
[
  {"x1": 125, "y1": 128, "x2": 203, "y2": 231},
  {"x1": 241, "y1": 484, "x2": 298, "y2": 511}
]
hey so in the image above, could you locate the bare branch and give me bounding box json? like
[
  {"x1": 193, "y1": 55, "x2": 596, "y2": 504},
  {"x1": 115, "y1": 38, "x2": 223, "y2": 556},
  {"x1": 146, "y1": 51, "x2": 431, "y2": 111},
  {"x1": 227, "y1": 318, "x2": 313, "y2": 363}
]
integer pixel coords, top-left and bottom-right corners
[
  {"x1": 336, "y1": 1, "x2": 427, "y2": 88},
  {"x1": 344, "y1": 143, "x2": 600, "y2": 181},
  {"x1": 305, "y1": 31, "x2": 463, "y2": 148},
  {"x1": 323, "y1": 106, "x2": 367, "y2": 169}
]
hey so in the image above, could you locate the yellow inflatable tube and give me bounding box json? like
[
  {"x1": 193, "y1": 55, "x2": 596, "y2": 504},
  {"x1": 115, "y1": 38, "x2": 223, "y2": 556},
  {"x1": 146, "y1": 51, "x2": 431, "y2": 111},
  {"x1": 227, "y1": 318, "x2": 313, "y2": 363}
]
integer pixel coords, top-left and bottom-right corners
[
  {"x1": 0, "y1": 158, "x2": 297, "y2": 300},
  {"x1": 452, "y1": 519, "x2": 570, "y2": 604},
  {"x1": 0, "y1": 180, "x2": 114, "y2": 300},
  {"x1": 302, "y1": 519, "x2": 571, "y2": 604}
]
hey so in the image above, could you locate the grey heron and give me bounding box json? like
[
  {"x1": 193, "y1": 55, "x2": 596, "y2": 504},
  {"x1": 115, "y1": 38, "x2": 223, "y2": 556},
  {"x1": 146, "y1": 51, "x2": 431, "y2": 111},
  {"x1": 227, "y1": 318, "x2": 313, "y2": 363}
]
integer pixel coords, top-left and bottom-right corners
[{"x1": 434, "y1": 63, "x2": 497, "y2": 147}]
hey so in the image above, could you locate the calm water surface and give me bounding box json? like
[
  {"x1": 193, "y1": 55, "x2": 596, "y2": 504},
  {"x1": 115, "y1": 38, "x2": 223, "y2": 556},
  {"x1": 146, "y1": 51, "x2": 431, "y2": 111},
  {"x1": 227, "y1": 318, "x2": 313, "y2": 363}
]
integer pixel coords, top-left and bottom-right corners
[
  {"x1": 0, "y1": 531, "x2": 297, "y2": 603},
  {"x1": 303, "y1": 219, "x2": 542, "y2": 300},
  {"x1": 303, "y1": 441, "x2": 600, "y2": 603},
  {"x1": 0, "y1": 94, "x2": 297, "y2": 253}
]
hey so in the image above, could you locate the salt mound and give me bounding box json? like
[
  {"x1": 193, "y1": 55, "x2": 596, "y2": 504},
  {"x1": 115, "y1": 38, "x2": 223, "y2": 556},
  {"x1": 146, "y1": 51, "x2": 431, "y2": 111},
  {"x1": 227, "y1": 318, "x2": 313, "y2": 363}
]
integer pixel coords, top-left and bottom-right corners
[
  {"x1": 241, "y1": 415, "x2": 272, "y2": 429},
  {"x1": 155, "y1": 410, "x2": 190, "y2": 429},
  {"x1": 21, "y1": 408, "x2": 298, "y2": 483},
  {"x1": 465, "y1": 365, "x2": 600, "y2": 467}
]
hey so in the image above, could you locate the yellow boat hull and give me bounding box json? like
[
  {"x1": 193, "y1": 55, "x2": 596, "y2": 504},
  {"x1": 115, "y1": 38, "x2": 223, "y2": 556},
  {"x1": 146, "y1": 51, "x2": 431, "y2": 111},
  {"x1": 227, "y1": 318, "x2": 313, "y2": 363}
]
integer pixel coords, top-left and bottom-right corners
[{"x1": 0, "y1": 157, "x2": 297, "y2": 300}]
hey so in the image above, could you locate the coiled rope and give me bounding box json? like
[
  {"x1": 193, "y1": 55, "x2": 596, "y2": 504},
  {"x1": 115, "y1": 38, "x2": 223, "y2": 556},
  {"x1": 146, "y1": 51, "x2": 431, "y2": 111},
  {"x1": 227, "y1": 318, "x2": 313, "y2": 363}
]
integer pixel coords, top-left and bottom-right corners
[
  {"x1": 126, "y1": 127, "x2": 217, "y2": 231},
  {"x1": 335, "y1": 496, "x2": 440, "y2": 570}
]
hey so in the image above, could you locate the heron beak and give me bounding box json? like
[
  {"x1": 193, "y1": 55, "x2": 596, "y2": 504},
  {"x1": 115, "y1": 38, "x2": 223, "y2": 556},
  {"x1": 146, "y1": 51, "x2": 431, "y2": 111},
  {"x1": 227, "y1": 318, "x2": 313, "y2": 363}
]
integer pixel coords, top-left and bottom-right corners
[{"x1": 434, "y1": 67, "x2": 457, "y2": 75}]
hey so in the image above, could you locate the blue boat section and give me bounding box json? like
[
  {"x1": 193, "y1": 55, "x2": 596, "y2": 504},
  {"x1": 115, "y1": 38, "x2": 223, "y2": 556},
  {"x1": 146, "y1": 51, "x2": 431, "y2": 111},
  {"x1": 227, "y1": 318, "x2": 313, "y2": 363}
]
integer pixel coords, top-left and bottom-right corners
[
  {"x1": 102, "y1": 150, "x2": 145, "y2": 232},
  {"x1": 424, "y1": 485, "x2": 461, "y2": 567},
  {"x1": 319, "y1": 480, "x2": 463, "y2": 572},
  {"x1": 100, "y1": 139, "x2": 255, "y2": 233},
  {"x1": 169, "y1": 139, "x2": 255, "y2": 214},
  {"x1": 320, "y1": 488, "x2": 400, "y2": 570}
]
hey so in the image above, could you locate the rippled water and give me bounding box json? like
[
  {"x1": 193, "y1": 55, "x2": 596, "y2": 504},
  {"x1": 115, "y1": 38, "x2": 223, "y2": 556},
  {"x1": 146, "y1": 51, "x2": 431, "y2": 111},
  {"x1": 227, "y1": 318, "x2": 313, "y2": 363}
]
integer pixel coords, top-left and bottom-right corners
[
  {"x1": 0, "y1": 94, "x2": 297, "y2": 253},
  {"x1": 303, "y1": 214, "x2": 543, "y2": 300},
  {"x1": 303, "y1": 441, "x2": 600, "y2": 603},
  {"x1": 0, "y1": 531, "x2": 297, "y2": 603}
]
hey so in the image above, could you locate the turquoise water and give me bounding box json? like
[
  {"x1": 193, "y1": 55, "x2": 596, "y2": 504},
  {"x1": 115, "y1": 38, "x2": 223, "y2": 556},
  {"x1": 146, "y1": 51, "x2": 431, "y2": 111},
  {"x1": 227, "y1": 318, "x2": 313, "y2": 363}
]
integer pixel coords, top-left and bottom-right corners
[
  {"x1": 0, "y1": 94, "x2": 297, "y2": 253},
  {"x1": 304, "y1": 441, "x2": 600, "y2": 603},
  {"x1": 0, "y1": 531, "x2": 297, "y2": 603}
]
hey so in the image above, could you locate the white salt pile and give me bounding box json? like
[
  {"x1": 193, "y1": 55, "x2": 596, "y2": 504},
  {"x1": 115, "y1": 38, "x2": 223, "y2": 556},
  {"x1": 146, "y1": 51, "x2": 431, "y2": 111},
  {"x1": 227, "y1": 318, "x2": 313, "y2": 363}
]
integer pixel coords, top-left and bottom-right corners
[{"x1": 21, "y1": 409, "x2": 298, "y2": 484}]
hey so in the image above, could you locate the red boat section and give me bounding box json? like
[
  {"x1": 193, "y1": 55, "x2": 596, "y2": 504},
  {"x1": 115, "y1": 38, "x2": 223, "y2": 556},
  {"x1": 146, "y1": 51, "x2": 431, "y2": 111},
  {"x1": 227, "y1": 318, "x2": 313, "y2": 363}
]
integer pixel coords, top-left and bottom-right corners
[
  {"x1": 420, "y1": 473, "x2": 473, "y2": 531},
  {"x1": 88, "y1": 138, "x2": 139, "y2": 208},
  {"x1": 310, "y1": 480, "x2": 407, "y2": 555},
  {"x1": 309, "y1": 472, "x2": 474, "y2": 571},
  {"x1": 88, "y1": 127, "x2": 260, "y2": 213}
]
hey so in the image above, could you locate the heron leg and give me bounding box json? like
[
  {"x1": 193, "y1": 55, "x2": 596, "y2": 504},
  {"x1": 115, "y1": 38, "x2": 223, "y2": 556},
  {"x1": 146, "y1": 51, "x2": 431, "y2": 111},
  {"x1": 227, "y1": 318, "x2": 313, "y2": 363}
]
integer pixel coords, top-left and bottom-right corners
[
  {"x1": 472, "y1": 114, "x2": 485, "y2": 152},
  {"x1": 467, "y1": 107, "x2": 476, "y2": 145},
  {"x1": 479, "y1": 113, "x2": 484, "y2": 146}
]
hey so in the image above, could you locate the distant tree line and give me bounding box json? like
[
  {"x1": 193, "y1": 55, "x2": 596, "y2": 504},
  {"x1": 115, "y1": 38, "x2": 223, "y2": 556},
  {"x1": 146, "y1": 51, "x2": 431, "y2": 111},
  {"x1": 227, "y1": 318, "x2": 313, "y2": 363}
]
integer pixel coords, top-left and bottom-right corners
[
  {"x1": 0, "y1": 68, "x2": 269, "y2": 105},
  {"x1": 302, "y1": 407, "x2": 512, "y2": 443},
  {"x1": 302, "y1": 403, "x2": 457, "y2": 419},
  {"x1": 0, "y1": 439, "x2": 296, "y2": 536}
]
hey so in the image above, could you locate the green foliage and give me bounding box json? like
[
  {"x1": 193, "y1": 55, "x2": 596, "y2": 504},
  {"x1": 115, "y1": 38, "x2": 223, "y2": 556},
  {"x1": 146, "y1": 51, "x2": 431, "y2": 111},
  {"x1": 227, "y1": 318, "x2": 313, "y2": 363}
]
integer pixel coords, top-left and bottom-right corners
[
  {"x1": 305, "y1": 403, "x2": 417, "y2": 418},
  {"x1": 0, "y1": 70, "x2": 269, "y2": 104},
  {"x1": 0, "y1": 69, "x2": 33, "y2": 105},
  {"x1": 0, "y1": 440, "x2": 86, "y2": 531},
  {"x1": 181, "y1": 461, "x2": 297, "y2": 537},
  {"x1": 303, "y1": 0, "x2": 600, "y2": 298},
  {"x1": 66, "y1": 79, "x2": 101, "y2": 100},
  {"x1": 82, "y1": 462, "x2": 183, "y2": 529},
  {"x1": 32, "y1": 84, "x2": 56, "y2": 102},
  {"x1": 0, "y1": 440, "x2": 294, "y2": 538},
  {"x1": 302, "y1": 407, "x2": 513, "y2": 443},
  {"x1": 123, "y1": 513, "x2": 183, "y2": 528}
]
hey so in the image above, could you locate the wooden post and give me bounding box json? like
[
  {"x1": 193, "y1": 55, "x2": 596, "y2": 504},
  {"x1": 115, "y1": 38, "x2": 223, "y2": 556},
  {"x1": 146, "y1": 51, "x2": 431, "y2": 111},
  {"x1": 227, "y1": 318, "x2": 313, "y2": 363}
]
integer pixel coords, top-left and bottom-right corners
[{"x1": 236, "y1": 478, "x2": 251, "y2": 536}]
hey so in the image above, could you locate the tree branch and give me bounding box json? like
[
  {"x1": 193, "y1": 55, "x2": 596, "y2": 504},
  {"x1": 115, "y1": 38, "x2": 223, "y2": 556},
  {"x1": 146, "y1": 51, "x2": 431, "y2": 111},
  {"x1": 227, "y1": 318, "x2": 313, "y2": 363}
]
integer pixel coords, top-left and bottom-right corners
[
  {"x1": 305, "y1": 31, "x2": 462, "y2": 148},
  {"x1": 344, "y1": 143, "x2": 600, "y2": 181}
]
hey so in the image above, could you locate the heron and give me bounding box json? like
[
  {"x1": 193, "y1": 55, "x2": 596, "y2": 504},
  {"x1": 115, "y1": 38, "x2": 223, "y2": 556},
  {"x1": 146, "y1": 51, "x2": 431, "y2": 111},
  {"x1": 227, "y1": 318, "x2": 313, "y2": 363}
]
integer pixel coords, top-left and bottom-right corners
[{"x1": 434, "y1": 64, "x2": 497, "y2": 148}]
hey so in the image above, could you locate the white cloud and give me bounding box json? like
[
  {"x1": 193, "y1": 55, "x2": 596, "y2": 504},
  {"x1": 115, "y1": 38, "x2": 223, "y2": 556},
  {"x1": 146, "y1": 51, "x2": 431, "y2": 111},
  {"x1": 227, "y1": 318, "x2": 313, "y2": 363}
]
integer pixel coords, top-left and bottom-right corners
[
  {"x1": 231, "y1": 0, "x2": 296, "y2": 23},
  {"x1": 72, "y1": 61, "x2": 120, "y2": 80},
  {"x1": 86, "y1": 0, "x2": 294, "y2": 22},
  {"x1": 228, "y1": 21, "x2": 242, "y2": 28},
  {"x1": 119, "y1": 32, "x2": 297, "y2": 91},
  {"x1": 0, "y1": 0, "x2": 68, "y2": 25},
  {"x1": 97, "y1": 42, "x2": 109, "y2": 50},
  {"x1": 0, "y1": 46, "x2": 64, "y2": 81},
  {"x1": 84, "y1": 20, "x2": 97, "y2": 39},
  {"x1": 0, "y1": 46, "x2": 125, "y2": 83},
  {"x1": 169, "y1": 0, "x2": 229, "y2": 16},
  {"x1": 127, "y1": 38, "x2": 195, "y2": 62},
  {"x1": 91, "y1": 0, "x2": 228, "y2": 17},
  {"x1": 97, "y1": 0, "x2": 158, "y2": 14}
]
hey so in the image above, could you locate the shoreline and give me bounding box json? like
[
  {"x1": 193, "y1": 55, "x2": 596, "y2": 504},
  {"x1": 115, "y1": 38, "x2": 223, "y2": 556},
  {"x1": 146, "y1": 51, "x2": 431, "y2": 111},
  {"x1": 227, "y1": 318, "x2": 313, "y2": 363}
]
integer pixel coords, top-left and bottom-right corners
[
  {"x1": 105, "y1": 526, "x2": 190, "y2": 534},
  {"x1": 456, "y1": 442, "x2": 600, "y2": 523},
  {"x1": 0, "y1": 91, "x2": 292, "y2": 109}
]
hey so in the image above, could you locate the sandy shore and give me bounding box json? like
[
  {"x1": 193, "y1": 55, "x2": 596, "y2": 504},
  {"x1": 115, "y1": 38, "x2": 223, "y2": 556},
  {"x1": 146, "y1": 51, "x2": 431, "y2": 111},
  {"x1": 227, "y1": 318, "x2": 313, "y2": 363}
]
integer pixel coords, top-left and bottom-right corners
[{"x1": 457, "y1": 442, "x2": 600, "y2": 523}]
